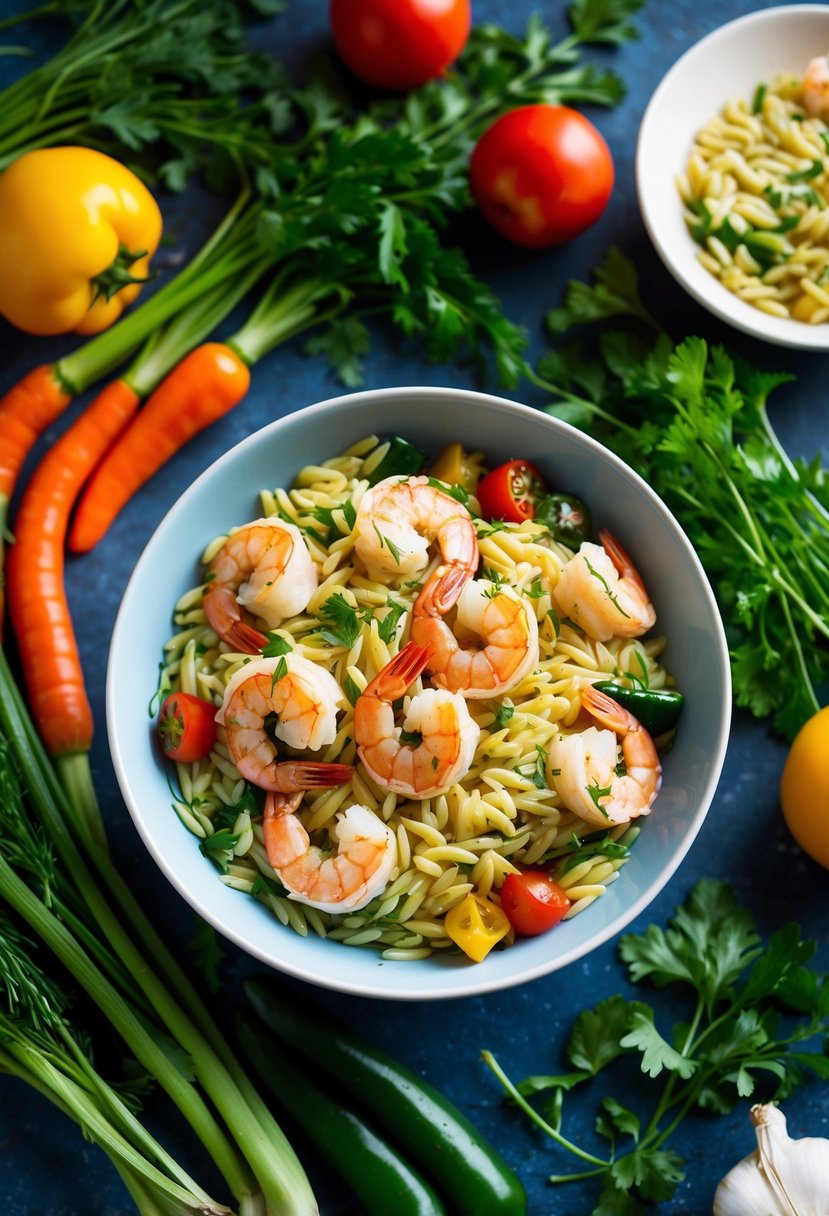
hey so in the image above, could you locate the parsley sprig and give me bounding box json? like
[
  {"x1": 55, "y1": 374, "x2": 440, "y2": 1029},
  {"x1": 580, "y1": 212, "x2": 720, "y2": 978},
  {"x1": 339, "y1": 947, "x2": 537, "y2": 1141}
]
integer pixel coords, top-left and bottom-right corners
[
  {"x1": 225, "y1": 0, "x2": 643, "y2": 387},
  {"x1": 0, "y1": 0, "x2": 293, "y2": 184},
  {"x1": 483, "y1": 880, "x2": 829, "y2": 1214},
  {"x1": 534, "y1": 248, "x2": 829, "y2": 740}
]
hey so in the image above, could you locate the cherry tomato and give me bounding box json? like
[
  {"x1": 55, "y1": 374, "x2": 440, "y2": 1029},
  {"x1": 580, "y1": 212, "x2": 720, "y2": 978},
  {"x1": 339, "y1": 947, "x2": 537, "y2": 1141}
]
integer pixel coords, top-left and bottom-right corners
[
  {"x1": 157, "y1": 692, "x2": 217, "y2": 763},
  {"x1": 469, "y1": 104, "x2": 614, "y2": 248},
  {"x1": 476, "y1": 458, "x2": 546, "y2": 523},
  {"x1": 780, "y1": 706, "x2": 829, "y2": 869},
  {"x1": 329, "y1": 0, "x2": 471, "y2": 91},
  {"x1": 501, "y1": 870, "x2": 571, "y2": 936}
]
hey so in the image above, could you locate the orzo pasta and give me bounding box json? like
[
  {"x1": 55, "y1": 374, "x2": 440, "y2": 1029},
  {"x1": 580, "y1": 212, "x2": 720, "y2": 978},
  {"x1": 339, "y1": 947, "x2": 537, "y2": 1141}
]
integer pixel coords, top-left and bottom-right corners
[{"x1": 156, "y1": 435, "x2": 680, "y2": 964}]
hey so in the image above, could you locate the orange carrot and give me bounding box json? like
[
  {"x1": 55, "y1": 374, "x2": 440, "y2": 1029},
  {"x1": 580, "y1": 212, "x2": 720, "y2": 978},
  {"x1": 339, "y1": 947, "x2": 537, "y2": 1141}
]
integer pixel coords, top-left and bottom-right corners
[
  {"x1": 0, "y1": 365, "x2": 74, "y2": 626},
  {"x1": 0, "y1": 364, "x2": 74, "y2": 500},
  {"x1": 6, "y1": 378, "x2": 141, "y2": 755},
  {"x1": 69, "y1": 342, "x2": 251, "y2": 553}
]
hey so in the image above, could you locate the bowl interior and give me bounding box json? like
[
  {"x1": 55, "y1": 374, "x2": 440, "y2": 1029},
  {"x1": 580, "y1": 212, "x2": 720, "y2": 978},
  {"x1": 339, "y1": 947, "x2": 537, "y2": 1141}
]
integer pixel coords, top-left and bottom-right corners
[
  {"x1": 107, "y1": 386, "x2": 731, "y2": 999},
  {"x1": 636, "y1": 4, "x2": 829, "y2": 351}
]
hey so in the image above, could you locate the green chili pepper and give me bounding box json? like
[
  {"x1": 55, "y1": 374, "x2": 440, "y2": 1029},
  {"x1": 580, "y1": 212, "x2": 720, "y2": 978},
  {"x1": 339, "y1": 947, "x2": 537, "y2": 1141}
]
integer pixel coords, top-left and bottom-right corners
[
  {"x1": 534, "y1": 492, "x2": 592, "y2": 546},
  {"x1": 367, "y1": 435, "x2": 426, "y2": 485},
  {"x1": 243, "y1": 978, "x2": 527, "y2": 1216},
  {"x1": 238, "y1": 1008, "x2": 447, "y2": 1216},
  {"x1": 593, "y1": 681, "x2": 684, "y2": 734}
]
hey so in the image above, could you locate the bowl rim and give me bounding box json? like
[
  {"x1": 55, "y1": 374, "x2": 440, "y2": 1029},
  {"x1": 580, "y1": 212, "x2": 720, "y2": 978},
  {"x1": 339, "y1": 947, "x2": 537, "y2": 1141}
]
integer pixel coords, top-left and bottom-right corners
[
  {"x1": 107, "y1": 384, "x2": 732, "y2": 999},
  {"x1": 636, "y1": 3, "x2": 829, "y2": 352}
]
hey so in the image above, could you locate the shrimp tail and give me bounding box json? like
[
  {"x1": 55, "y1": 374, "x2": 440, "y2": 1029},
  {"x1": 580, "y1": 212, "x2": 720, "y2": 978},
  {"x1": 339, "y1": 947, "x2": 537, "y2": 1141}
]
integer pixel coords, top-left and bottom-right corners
[
  {"x1": 366, "y1": 641, "x2": 431, "y2": 701},
  {"x1": 599, "y1": 529, "x2": 648, "y2": 599},
  {"x1": 581, "y1": 683, "x2": 637, "y2": 732},
  {"x1": 263, "y1": 790, "x2": 303, "y2": 818},
  {"x1": 271, "y1": 761, "x2": 353, "y2": 793},
  {"x1": 204, "y1": 586, "x2": 268, "y2": 654},
  {"x1": 427, "y1": 564, "x2": 470, "y2": 614}
]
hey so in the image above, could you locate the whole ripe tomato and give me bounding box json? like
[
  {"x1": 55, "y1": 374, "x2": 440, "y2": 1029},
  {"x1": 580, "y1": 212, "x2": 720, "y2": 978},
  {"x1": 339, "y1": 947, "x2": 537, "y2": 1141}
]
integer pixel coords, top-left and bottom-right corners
[
  {"x1": 329, "y1": 0, "x2": 471, "y2": 91},
  {"x1": 157, "y1": 692, "x2": 217, "y2": 763},
  {"x1": 476, "y1": 458, "x2": 546, "y2": 523},
  {"x1": 469, "y1": 104, "x2": 614, "y2": 248},
  {"x1": 501, "y1": 870, "x2": 571, "y2": 936},
  {"x1": 780, "y1": 706, "x2": 829, "y2": 869}
]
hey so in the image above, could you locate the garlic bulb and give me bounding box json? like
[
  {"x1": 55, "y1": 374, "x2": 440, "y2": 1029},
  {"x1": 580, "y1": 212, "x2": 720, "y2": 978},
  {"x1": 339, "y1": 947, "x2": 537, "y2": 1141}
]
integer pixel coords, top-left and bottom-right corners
[{"x1": 713, "y1": 1103, "x2": 829, "y2": 1216}]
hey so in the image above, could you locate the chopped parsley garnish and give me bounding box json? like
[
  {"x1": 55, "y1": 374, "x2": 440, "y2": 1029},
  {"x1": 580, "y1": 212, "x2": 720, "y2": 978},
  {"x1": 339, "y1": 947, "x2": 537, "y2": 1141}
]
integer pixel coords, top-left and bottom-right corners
[
  {"x1": 317, "y1": 592, "x2": 363, "y2": 648},
  {"x1": 376, "y1": 599, "x2": 407, "y2": 643},
  {"x1": 261, "y1": 632, "x2": 293, "y2": 658}
]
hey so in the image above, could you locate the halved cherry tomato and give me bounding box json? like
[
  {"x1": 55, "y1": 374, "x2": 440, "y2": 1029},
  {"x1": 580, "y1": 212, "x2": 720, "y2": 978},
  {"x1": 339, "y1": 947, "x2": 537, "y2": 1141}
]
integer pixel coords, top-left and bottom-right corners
[
  {"x1": 501, "y1": 870, "x2": 571, "y2": 936},
  {"x1": 157, "y1": 692, "x2": 217, "y2": 763},
  {"x1": 329, "y1": 0, "x2": 471, "y2": 91},
  {"x1": 469, "y1": 104, "x2": 614, "y2": 248},
  {"x1": 476, "y1": 458, "x2": 546, "y2": 523}
]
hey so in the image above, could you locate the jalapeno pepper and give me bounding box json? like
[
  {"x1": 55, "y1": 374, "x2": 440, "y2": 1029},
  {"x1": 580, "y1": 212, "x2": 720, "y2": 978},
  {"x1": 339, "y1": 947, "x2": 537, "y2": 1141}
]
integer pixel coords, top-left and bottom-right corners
[
  {"x1": 592, "y1": 680, "x2": 684, "y2": 734},
  {"x1": 534, "y1": 491, "x2": 592, "y2": 547},
  {"x1": 367, "y1": 435, "x2": 426, "y2": 485},
  {"x1": 444, "y1": 891, "x2": 511, "y2": 962},
  {"x1": 238, "y1": 1007, "x2": 448, "y2": 1216},
  {"x1": 244, "y1": 977, "x2": 528, "y2": 1216}
]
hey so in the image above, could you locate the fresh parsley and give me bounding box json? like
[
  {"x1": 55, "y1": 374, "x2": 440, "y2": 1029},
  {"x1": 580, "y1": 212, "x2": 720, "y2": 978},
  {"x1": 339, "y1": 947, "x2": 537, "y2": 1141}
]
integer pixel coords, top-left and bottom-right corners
[
  {"x1": 260, "y1": 632, "x2": 293, "y2": 658},
  {"x1": 514, "y1": 744, "x2": 549, "y2": 789},
  {"x1": 536, "y1": 247, "x2": 829, "y2": 740},
  {"x1": 317, "y1": 593, "x2": 363, "y2": 649},
  {"x1": 483, "y1": 880, "x2": 829, "y2": 1215}
]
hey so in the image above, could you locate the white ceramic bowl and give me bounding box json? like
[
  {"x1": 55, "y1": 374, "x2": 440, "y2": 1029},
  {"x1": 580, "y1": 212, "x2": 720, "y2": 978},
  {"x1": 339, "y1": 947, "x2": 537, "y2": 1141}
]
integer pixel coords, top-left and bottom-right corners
[
  {"x1": 108, "y1": 386, "x2": 731, "y2": 1000},
  {"x1": 637, "y1": 5, "x2": 829, "y2": 350}
]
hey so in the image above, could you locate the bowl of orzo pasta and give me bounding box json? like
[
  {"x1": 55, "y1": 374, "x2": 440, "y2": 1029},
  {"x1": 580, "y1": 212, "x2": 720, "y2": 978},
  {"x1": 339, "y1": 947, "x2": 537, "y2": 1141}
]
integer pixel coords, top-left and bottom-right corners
[
  {"x1": 637, "y1": 5, "x2": 829, "y2": 349},
  {"x1": 107, "y1": 386, "x2": 731, "y2": 999}
]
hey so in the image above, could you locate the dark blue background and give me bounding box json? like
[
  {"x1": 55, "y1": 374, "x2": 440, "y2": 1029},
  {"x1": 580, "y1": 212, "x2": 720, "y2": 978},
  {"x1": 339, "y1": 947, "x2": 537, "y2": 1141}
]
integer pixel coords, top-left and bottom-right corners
[{"x1": 1, "y1": 2, "x2": 827, "y2": 1214}]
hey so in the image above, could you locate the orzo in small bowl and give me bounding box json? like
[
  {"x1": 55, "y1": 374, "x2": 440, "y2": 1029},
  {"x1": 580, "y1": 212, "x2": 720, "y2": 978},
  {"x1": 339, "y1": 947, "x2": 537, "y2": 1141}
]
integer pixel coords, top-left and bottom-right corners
[{"x1": 637, "y1": 5, "x2": 829, "y2": 349}]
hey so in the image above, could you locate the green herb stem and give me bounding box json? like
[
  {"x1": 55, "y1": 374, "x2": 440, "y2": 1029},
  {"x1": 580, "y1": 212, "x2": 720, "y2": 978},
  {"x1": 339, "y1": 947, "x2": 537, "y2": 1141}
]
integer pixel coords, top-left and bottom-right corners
[
  {"x1": 0, "y1": 854, "x2": 254, "y2": 1200},
  {"x1": 481, "y1": 1049, "x2": 608, "y2": 1167},
  {"x1": 57, "y1": 192, "x2": 259, "y2": 394},
  {"x1": 0, "y1": 648, "x2": 317, "y2": 1215}
]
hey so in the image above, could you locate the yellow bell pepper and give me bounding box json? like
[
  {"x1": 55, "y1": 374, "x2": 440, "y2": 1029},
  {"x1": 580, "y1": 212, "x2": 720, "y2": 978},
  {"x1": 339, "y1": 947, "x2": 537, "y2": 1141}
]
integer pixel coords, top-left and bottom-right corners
[
  {"x1": 445, "y1": 892, "x2": 511, "y2": 962},
  {"x1": 429, "y1": 442, "x2": 481, "y2": 492},
  {"x1": 0, "y1": 146, "x2": 163, "y2": 336}
]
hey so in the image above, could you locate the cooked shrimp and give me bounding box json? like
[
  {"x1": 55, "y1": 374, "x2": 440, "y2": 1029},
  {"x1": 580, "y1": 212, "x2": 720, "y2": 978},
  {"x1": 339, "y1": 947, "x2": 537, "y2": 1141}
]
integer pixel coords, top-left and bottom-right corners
[
  {"x1": 263, "y1": 795, "x2": 396, "y2": 912},
  {"x1": 354, "y1": 641, "x2": 480, "y2": 797},
  {"x1": 803, "y1": 55, "x2": 829, "y2": 118},
  {"x1": 353, "y1": 476, "x2": 478, "y2": 608},
  {"x1": 548, "y1": 684, "x2": 661, "y2": 827},
  {"x1": 216, "y1": 654, "x2": 346, "y2": 791},
  {"x1": 204, "y1": 517, "x2": 318, "y2": 653},
  {"x1": 553, "y1": 529, "x2": 655, "y2": 642},
  {"x1": 411, "y1": 573, "x2": 539, "y2": 699}
]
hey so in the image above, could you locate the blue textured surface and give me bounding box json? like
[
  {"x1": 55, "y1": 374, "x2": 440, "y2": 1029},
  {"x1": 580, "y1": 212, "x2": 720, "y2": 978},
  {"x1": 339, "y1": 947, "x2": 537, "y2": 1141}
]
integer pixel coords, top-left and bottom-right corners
[{"x1": 0, "y1": 2, "x2": 827, "y2": 1214}]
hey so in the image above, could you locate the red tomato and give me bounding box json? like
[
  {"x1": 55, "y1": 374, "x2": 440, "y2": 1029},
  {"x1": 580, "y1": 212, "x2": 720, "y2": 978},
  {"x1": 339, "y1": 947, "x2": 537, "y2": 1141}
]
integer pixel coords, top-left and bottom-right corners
[
  {"x1": 469, "y1": 104, "x2": 614, "y2": 248},
  {"x1": 476, "y1": 458, "x2": 546, "y2": 523},
  {"x1": 501, "y1": 870, "x2": 571, "y2": 936},
  {"x1": 157, "y1": 692, "x2": 217, "y2": 763},
  {"x1": 329, "y1": 0, "x2": 471, "y2": 91}
]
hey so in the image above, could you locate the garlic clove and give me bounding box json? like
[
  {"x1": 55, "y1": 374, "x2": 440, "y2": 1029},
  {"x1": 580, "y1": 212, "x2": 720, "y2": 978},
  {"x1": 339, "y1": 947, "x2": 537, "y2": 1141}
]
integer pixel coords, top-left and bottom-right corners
[{"x1": 713, "y1": 1104, "x2": 829, "y2": 1216}]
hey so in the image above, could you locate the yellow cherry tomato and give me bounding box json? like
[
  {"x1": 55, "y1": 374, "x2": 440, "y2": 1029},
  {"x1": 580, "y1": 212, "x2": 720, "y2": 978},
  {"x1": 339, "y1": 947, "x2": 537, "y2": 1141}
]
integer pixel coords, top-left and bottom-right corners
[
  {"x1": 444, "y1": 892, "x2": 511, "y2": 962},
  {"x1": 780, "y1": 706, "x2": 829, "y2": 869},
  {"x1": 0, "y1": 146, "x2": 162, "y2": 336}
]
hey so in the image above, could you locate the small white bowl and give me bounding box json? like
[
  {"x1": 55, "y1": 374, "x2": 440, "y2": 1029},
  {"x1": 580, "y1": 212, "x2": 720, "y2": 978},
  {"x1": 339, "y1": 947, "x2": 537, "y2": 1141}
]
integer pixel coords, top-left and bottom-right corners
[
  {"x1": 637, "y1": 5, "x2": 829, "y2": 350},
  {"x1": 107, "y1": 386, "x2": 731, "y2": 1000}
]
